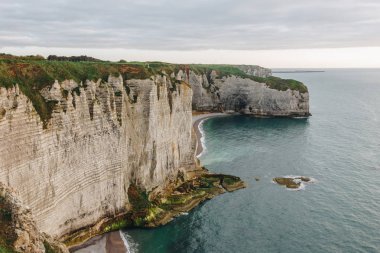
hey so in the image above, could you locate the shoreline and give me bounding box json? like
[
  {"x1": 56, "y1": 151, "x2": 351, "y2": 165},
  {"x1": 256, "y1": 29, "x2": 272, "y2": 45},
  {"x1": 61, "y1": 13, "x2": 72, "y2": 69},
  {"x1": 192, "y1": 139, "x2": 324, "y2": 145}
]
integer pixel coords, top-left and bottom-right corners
[
  {"x1": 71, "y1": 231, "x2": 128, "y2": 253},
  {"x1": 71, "y1": 112, "x2": 229, "y2": 253},
  {"x1": 192, "y1": 112, "x2": 227, "y2": 157},
  {"x1": 70, "y1": 111, "x2": 302, "y2": 252}
]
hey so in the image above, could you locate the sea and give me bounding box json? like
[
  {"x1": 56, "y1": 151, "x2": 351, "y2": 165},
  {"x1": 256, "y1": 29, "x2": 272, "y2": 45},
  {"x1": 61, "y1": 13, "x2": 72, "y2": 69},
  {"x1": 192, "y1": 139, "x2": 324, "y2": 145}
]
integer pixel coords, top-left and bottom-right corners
[{"x1": 122, "y1": 69, "x2": 380, "y2": 253}]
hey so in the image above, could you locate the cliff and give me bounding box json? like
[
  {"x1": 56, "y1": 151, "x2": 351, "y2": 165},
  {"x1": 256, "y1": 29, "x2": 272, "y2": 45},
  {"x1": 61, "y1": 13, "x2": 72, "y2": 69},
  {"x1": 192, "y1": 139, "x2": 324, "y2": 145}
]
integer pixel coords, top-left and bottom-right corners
[
  {"x1": 0, "y1": 183, "x2": 68, "y2": 253},
  {"x1": 182, "y1": 66, "x2": 309, "y2": 116},
  {"x1": 0, "y1": 74, "x2": 194, "y2": 238},
  {"x1": 0, "y1": 55, "x2": 309, "y2": 252}
]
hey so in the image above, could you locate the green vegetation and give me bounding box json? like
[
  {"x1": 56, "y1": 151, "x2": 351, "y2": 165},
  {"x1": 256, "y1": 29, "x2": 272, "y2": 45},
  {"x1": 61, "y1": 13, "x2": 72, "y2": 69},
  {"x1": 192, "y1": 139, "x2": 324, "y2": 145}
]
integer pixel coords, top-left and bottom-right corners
[
  {"x1": 163, "y1": 190, "x2": 206, "y2": 205},
  {"x1": 47, "y1": 55, "x2": 103, "y2": 62},
  {"x1": 127, "y1": 184, "x2": 155, "y2": 226},
  {"x1": 265, "y1": 76, "x2": 308, "y2": 93},
  {"x1": 0, "y1": 54, "x2": 307, "y2": 127},
  {"x1": 190, "y1": 64, "x2": 308, "y2": 93},
  {"x1": 0, "y1": 245, "x2": 15, "y2": 253},
  {"x1": 223, "y1": 177, "x2": 238, "y2": 185},
  {"x1": 64, "y1": 170, "x2": 245, "y2": 246},
  {"x1": 43, "y1": 241, "x2": 55, "y2": 253},
  {"x1": 102, "y1": 220, "x2": 129, "y2": 233},
  {"x1": 127, "y1": 184, "x2": 151, "y2": 210},
  {"x1": 190, "y1": 64, "x2": 251, "y2": 78}
]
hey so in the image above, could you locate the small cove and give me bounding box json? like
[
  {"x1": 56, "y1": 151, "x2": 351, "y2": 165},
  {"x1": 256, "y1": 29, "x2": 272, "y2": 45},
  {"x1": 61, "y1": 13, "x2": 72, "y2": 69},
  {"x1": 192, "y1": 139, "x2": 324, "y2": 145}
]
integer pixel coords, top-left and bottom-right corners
[{"x1": 123, "y1": 69, "x2": 380, "y2": 253}]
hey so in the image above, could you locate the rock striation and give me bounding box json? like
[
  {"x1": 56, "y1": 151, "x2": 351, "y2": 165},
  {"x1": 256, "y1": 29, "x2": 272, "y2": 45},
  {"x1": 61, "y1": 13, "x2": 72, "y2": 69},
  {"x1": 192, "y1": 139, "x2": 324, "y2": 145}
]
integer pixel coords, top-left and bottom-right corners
[
  {"x1": 180, "y1": 69, "x2": 310, "y2": 116},
  {"x1": 0, "y1": 75, "x2": 194, "y2": 241},
  {"x1": 0, "y1": 182, "x2": 68, "y2": 253},
  {"x1": 0, "y1": 58, "x2": 309, "y2": 252}
]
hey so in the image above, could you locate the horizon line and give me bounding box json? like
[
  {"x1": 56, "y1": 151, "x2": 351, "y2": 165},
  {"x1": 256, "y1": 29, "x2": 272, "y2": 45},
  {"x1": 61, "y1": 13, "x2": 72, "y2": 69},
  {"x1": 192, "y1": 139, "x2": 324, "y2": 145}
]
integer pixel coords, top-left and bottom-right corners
[{"x1": 2, "y1": 46, "x2": 380, "y2": 68}]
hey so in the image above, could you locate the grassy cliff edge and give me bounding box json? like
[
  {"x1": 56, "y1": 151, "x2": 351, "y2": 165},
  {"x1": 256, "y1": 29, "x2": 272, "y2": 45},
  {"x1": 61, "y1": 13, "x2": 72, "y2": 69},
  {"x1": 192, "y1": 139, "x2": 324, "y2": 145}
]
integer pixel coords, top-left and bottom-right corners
[{"x1": 0, "y1": 54, "x2": 308, "y2": 126}]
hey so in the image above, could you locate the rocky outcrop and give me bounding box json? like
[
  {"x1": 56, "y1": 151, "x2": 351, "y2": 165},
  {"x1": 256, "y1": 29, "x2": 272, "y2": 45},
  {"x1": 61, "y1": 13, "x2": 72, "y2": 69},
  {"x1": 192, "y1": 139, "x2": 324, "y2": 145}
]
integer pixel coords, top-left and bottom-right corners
[
  {"x1": 0, "y1": 183, "x2": 68, "y2": 253},
  {"x1": 179, "y1": 69, "x2": 309, "y2": 117},
  {"x1": 273, "y1": 176, "x2": 314, "y2": 190},
  {"x1": 126, "y1": 168, "x2": 245, "y2": 228}
]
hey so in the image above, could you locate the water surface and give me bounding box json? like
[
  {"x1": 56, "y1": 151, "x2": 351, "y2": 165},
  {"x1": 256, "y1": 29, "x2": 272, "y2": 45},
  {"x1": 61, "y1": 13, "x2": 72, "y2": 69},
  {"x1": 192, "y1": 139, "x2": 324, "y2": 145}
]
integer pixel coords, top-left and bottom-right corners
[{"x1": 124, "y1": 69, "x2": 380, "y2": 253}]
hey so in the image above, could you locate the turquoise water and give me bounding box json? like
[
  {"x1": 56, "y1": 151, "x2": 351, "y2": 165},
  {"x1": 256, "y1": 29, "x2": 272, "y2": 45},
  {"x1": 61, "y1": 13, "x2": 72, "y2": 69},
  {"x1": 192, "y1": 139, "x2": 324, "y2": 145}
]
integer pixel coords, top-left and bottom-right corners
[{"x1": 124, "y1": 69, "x2": 380, "y2": 253}]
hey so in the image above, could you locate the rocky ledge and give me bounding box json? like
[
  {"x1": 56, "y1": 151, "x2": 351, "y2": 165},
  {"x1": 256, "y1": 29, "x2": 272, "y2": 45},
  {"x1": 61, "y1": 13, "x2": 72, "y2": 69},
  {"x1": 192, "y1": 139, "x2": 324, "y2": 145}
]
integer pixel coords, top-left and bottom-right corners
[{"x1": 63, "y1": 167, "x2": 245, "y2": 249}]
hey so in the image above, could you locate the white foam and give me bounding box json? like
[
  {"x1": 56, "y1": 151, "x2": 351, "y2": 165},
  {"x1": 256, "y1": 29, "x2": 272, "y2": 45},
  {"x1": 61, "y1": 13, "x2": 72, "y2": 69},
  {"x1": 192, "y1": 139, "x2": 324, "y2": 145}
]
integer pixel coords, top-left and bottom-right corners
[
  {"x1": 196, "y1": 119, "x2": 207, "y2": 158},
  {"x1": 275, "y1": 175, "x2": 316, "y2": 191},
  {"x1": 121, "y1": 230, "x2": 139, "y2": 253},
  {"x1": 287, "y1": 182, "x2": 306, "y2": 191}
]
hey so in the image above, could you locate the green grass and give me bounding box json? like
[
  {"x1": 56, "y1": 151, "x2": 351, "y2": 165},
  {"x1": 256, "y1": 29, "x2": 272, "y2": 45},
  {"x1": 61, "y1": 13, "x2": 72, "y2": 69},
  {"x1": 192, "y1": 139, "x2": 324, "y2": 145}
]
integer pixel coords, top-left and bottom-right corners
[
  {"x1": 190, "y1": 64, "x2": 308, "y2": 93},
  {"x1": 103, "y1": 220, "x2": 128, "y2": 233},
  {"x1": 0, "y1": 55, "x2": 308, "y2": 127},
  {"x1": 43, "y1": 241, "x2": 55, "y2": 253},
  {"x1": 265, "y1": 76, "x2": 308, "y2": 93},
  {"x1": 164, "y1": 190, "x2": 206, "y2": 205},
  {"x1": 223, "y1": 177, "x2": 239, "y2": 186},
  {"x1": 0, "y1": 245, "x2": 15, "y2": 253}
]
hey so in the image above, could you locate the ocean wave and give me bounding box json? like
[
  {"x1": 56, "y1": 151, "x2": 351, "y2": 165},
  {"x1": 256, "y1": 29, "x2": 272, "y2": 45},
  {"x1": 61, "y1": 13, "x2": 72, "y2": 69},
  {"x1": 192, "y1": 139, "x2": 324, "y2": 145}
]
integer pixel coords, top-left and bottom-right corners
[
  {"x1": 196, "y1": 119, "x2": 207, "y2": 158},
  {"x1": 121, "y1": 231, "x2": 139, "y2": 253}
]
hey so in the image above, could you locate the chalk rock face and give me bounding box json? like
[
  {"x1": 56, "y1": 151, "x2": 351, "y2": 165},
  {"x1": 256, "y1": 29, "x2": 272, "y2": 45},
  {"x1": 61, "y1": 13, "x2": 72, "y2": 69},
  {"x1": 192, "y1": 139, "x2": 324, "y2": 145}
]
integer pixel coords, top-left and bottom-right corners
[
  {"x1": 0, "y1": 64, "x2": 310, "y2": 250},
  {"x1": 216, "y1": 76, "x2": 309, "y2": 116},
  {"x1": 235, "y1": 65, "x2": 272, "y2": 78},
  {"x1": 178, "y1": 69, "x2": 309, "y2": 116},
  {"x1": 0, "y1": 183, "x2": 68, "y2": 253},
  {"x1": 0, "y1": 75, "x2": 194, "y2": 238}
]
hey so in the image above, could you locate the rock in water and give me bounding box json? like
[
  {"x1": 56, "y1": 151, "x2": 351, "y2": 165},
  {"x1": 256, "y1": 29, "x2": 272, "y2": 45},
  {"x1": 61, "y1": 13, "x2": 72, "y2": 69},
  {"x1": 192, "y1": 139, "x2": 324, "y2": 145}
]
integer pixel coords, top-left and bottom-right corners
[{"x1": 273, "y1": 176, "x2": 312, "y2": 189}]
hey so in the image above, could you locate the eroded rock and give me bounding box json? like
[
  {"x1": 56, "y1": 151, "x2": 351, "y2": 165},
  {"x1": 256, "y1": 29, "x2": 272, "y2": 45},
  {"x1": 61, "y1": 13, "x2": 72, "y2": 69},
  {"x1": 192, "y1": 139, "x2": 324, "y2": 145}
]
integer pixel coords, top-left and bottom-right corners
[
  {"x1": 63, "y1": 168, "x2": 246, "y2": 248},
  {"x1": 273, "y1": 176, "x2": 312, "y2": 189},
  {"x1": 0, "y1": 183, "x2": 68, "y2": 253}
]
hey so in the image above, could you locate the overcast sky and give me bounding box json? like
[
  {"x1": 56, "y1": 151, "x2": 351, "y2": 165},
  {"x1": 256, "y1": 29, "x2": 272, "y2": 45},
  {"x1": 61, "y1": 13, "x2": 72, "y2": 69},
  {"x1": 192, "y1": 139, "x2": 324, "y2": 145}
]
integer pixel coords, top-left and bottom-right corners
[{"x1": 1, "y1": 0, "x2": 380, "y2": 67}]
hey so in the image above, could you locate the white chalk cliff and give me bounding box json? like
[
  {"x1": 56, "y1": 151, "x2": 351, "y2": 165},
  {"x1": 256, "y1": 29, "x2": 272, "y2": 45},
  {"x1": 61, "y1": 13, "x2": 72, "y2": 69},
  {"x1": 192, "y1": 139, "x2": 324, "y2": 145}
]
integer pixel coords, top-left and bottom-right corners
[
  {"x1": 179, "y1": 69, "x2": 309, "y2": 116},
  {"x1": 0, "y1": 75, "x2": 193, "y2": 239},
  {"x1": 0, "y1": 65, "x2": 309, "y2": 252}
]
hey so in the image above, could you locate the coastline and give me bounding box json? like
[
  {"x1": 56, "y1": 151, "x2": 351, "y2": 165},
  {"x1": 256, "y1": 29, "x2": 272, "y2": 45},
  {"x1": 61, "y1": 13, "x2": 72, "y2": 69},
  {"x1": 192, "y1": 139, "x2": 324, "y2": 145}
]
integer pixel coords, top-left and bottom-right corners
[
  {"x1": 192, "y1": 112, "x2": 227, "y2": 157},
  {"x1": 72, "y1": 112, "x2": 230, "y2": 253},
  {"x1": 71, "y1": 231, "x2": 128, "y2": 253}
]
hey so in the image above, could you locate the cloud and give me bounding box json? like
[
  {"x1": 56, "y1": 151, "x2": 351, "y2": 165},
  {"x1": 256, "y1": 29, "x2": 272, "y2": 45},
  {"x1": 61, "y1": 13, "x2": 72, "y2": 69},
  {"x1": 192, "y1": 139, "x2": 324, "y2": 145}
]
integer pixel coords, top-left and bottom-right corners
[{"x1": 0, "y1": 0, "x2": 379, "y2": 50}]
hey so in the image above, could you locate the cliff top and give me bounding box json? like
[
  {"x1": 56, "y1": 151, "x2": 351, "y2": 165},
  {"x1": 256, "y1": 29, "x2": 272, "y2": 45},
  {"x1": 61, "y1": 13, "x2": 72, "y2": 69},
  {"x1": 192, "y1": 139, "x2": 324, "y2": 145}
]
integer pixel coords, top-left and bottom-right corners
[
  {"x1": 0, "y1": 54, "x2": 308, "y2": 124},
  {"x1": 0, "y1": 53, "x2": 307, "y2": 91}
]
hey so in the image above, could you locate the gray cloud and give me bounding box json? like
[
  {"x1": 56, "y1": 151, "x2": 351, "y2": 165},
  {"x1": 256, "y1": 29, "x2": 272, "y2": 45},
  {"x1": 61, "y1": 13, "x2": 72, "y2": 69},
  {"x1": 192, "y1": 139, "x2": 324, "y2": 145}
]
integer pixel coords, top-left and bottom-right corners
[{"x1": 0, "y1": 0, "x2": 379, "y2": 50}]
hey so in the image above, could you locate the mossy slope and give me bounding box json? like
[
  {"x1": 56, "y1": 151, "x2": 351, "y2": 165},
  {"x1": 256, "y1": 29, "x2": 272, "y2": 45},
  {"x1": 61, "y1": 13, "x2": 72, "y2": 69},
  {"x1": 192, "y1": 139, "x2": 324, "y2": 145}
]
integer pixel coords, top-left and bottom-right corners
[{"x1": 63, "y1": 168, "x2": 246, "y2": 248}]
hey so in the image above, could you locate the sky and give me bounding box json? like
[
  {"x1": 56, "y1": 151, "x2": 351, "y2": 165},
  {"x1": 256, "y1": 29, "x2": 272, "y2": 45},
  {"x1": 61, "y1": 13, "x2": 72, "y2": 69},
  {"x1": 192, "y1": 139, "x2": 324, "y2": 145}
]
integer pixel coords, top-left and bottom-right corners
[{"x1": 1, "y1": 0, "x2": 380, "y2": 68}]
